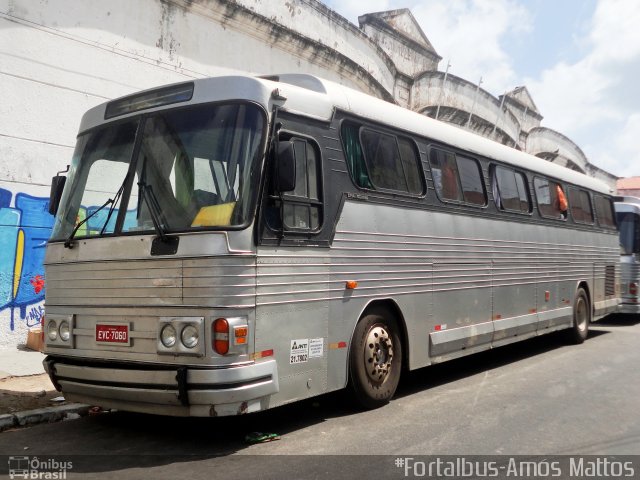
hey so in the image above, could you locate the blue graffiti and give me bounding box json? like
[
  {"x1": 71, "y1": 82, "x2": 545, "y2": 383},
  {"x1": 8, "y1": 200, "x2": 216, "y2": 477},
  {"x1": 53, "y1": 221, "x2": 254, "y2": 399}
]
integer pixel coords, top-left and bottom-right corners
[
  {"x1": 1, "y1": 187, "x2": 141, "y2": 331},
  {"x1": 0, "y1": 188, "x2": 53, "y2": 330}
]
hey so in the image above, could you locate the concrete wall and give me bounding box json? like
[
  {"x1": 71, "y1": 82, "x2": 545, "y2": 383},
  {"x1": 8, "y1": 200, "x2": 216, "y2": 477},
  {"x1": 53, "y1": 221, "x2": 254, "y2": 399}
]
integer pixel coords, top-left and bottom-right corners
[
  {"x1": 412, "y1": 72, "x2": 521, "y2": 146},
  {"x1": 527, "y1": 127, "x2": 589, "y2": 174}
]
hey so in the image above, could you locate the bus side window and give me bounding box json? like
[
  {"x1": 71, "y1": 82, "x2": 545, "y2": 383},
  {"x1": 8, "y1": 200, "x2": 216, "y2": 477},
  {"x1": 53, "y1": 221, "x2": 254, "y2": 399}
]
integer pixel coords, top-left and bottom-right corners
[
  {"x1": 568, "y1": 188, "x2": 594, "y2": 224},
  {"x1": 279, "y1": 138, "x2": 323, "y2": 232},
  {"x1": 429, "y1": 148, "x2": 485, "y2": 206},
  {"x1": 534, "y1": 177, "x2": 567, "y2": 220},
  {"x1": 341, "y1": 122, "x2": 373, "y2": 189},
  {"x1": 429, "y1": 148, "x2": 462, "y2": 201},
  {"x1": 492, "y1": 165, "x2": 530, "y2": 213},
  {"x1": 456, "y1": 156, "x2": 486, "y2": 206},
  {"x1": 341, "y1": 122, "x2": 424, "y2": 196}
]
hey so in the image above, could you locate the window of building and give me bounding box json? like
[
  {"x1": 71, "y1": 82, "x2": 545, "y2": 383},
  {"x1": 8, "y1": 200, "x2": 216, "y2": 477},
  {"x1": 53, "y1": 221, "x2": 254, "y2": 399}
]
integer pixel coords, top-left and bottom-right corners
[
  {"x1": 568, "y1": 188, "x2": 594, "y2": 224},
  {"x1": 429, "y1": 148, "x2": 486, "y2": 206},
  {"x1": 534, "y1": 177, "x2": 568, "y2": 219},
  {"x1": 491, "y1": 165, "x2": 531, "y2": 213}
]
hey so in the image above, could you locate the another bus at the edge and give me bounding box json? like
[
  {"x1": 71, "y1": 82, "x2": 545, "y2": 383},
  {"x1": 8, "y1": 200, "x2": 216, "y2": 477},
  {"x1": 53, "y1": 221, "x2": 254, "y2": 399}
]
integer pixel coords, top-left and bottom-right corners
[
  {"x1": 42, "y1": 74, "x2": 620, "y2": 417},
  {"x1": 615, "y1": 196, "x2": 640, "y2": 315}
]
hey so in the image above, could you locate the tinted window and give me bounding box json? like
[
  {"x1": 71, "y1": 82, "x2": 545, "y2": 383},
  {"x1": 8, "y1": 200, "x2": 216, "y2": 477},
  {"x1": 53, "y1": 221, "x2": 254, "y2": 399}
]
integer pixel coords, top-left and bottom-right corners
[
  {"x1": 568, "y1": 188, "x2": 594, "y2": 224},
  {"x1": 430, "y1": 149, "x2": 461, "y2": 201},
  {"x1": 617, "y1": 212, "x2": 640, "y2": 254},
  {"x1": 534, "y1": 177, "x2": 568, "y2": 219},
  {"x1": 397, "y1": 138, "x2": 424, "y2": 195},
  {"x1": 457, "y1": 156, "x2": 486, "y2": 205},
  {"x1": 282, "y1": 139, "x2": 322, "y2": 231},
  {"x1": 595, "y1": 195, "x2": 615, "y2": 228},
  {"x1": 492, "y1": 165, "x2": 530, "y2": 213},
  {"x1": 341, "y1": 122, "x2": 423, "y2": 195},
  {"x1": 361, "y1": 129, "x2": 409, "y2": 192},
  {"x1": 429, "y1": 148, "x2": 485, "y2": 205},
  {"x1": 341, "y1": 122, "x2": 372, "y2": 189}
]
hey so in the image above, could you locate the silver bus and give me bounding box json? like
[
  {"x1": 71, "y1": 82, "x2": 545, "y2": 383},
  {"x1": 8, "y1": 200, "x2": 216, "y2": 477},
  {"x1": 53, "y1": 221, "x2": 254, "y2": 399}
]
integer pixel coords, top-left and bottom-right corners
[
  {"x1": 43, "y1": 74, "x2": 620, "y2": 416},
  {"x1": 615, "y1": 196, "x2": 640, "y2": 314}
]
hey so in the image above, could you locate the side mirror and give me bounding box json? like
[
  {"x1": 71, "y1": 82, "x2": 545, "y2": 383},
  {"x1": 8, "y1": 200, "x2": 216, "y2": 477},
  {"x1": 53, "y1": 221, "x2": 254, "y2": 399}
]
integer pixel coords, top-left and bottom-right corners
[
  {"x1": 276, "y1": 140, "x2": 296, "y2": 193},
  {"x1": 48, "y1": 175, "x2": 66, "y2": 216}
]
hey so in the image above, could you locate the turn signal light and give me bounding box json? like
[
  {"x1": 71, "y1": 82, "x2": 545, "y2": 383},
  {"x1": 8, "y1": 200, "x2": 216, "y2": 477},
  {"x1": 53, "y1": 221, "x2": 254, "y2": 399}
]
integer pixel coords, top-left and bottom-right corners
[
  {"x1": 213, "y1": 318, "x2": 229, "y2": 355},
  {"x1": 234, "y1": 326, "x2": 248, "y2": 345},
  {"x1": 630, "y1": 282, "x2": 638, "y2": 296}
]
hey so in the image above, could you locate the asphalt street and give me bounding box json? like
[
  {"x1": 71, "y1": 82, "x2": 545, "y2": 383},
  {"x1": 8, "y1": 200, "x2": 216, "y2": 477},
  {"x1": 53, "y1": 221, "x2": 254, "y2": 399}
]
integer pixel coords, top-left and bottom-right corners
[{"x1": 1, "y1": 314, "x2": 639, "y2": 479}]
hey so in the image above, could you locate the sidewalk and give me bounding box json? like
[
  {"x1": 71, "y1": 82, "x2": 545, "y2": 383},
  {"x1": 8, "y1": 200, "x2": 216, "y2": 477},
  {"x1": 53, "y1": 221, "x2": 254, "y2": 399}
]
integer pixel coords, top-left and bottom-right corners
[
  {"x1": 0, "y1": 346, "x2": 47, "y2": 379},
  {"x1": 0, "y1": 346, "x2": 90, "y2": 430}
]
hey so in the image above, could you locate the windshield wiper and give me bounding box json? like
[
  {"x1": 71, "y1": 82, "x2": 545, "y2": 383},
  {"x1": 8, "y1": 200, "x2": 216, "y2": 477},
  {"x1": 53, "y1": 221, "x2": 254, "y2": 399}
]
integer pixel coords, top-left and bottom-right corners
[
  {"x1": 138, "y1": 180, "x2": 169, "y2": 242},
  {"x1": 64, "y1": 166, "x2": 130, "y2": 248},
  {"x1": 64, "y1": 197, "x2": 114, "y2": 249}
]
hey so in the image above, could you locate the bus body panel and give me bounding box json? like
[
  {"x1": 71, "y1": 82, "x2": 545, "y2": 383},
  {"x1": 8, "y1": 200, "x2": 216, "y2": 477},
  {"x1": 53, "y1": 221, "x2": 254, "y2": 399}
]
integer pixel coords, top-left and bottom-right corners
[
  {"x1": 615, "y1": 198, "x2": 640, "y2": 314},
  {"x1": 42, "y1": 74, "x2": 620, "y2": 416}
]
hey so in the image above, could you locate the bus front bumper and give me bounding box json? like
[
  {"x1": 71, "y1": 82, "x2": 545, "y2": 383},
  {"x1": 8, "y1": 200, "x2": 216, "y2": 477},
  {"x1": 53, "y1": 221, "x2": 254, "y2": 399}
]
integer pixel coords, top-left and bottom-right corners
[{"x1": 43, "y1": 356, "x2": 279, "y2": 417}]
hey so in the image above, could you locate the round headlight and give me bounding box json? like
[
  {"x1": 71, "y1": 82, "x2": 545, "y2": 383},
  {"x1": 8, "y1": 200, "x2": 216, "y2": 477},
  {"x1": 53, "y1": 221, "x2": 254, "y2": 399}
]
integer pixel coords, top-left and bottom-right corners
[
  {"x1": 47, "y1": 321, "x2": 58, "y2": 341},
  {"x1": 160, "y1": 324, "x2": 177, "y2": 348},
  {"x1": 181, "y1": 325, "x2": 199, "y2": 349},
  {"x1": 59, "y1": 321, "x2": 70, "y2": 341}
]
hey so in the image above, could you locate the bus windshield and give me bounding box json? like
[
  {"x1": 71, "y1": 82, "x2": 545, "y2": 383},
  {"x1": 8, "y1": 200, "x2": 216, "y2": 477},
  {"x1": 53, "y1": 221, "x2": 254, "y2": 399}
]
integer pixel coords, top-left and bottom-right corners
[
  {"x1": 51, "y1": 102, "x2": 266, "y2": 241},
  {"x1": 617, "y1": 211, "x2": 640, "y2": 255}
]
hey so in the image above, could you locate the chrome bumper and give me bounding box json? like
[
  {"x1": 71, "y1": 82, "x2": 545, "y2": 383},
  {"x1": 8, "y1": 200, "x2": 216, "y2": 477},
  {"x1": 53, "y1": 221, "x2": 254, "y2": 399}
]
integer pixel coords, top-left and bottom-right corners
[
  {"x1": 618, "y1": 303, "x2": 640, "y2": 315},
  {"x1": 43, "y1": 356, "x2": 278, "y2": 417}
]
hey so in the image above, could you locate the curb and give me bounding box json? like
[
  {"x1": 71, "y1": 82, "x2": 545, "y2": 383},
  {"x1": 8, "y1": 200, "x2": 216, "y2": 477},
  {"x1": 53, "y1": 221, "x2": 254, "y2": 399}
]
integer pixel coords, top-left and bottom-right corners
[{"x1": 0, "y1": 404, "x2": 90, "y2": 432}]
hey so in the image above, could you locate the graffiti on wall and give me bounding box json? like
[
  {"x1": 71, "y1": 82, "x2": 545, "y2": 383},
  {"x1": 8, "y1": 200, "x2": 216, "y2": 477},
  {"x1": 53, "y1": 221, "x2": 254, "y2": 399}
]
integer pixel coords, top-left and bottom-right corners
[
  {"x1": 0, "y1": 187, "x2": 54, "y2": 330},
  {"x1": 1, "y1": 184, "x2": 141, "y2": 334}
]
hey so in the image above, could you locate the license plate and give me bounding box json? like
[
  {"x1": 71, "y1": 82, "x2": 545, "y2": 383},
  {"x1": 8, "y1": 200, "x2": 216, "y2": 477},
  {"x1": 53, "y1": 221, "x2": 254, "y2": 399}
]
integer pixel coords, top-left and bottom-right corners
[{"x1": 95, "y1": 323, "x2": 130, "y2": 346}]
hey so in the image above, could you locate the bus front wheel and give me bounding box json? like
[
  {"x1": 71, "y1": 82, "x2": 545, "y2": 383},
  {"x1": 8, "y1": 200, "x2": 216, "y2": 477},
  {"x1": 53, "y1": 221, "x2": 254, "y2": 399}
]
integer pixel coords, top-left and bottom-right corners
[
  {"x1": 349, "y1": 308, "x2": 402, "y2": 409},
  {"x1": 566, "y1": 287, "x2": 590, "y2": 344}
]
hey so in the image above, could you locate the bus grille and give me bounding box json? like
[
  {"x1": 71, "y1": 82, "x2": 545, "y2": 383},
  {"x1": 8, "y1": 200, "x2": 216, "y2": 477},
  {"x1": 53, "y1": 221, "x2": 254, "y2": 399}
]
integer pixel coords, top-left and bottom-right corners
[{"x1": 605, "y1": 265, "x2": 616, "y2": 297}]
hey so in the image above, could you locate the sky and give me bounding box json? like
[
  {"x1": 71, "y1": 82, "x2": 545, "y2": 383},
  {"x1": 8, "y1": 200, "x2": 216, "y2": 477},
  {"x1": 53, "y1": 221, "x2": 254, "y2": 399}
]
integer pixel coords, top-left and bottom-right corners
[{"x1": 323, "y1": 0, "x2": 640, "y2": 178}]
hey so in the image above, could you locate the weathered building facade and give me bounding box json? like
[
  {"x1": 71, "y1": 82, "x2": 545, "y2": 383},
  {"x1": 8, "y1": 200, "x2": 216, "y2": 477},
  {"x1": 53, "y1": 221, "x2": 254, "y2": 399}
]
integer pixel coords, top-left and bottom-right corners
[{"x1": 0, "y1": 0, "x2": 617, "y2": 348}]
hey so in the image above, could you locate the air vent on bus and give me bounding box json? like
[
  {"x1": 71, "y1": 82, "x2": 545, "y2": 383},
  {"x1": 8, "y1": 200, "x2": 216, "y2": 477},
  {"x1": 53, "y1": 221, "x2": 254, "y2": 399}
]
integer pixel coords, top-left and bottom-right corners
[
  {"x1": 259, "y1": 74, "x2": 327, "y2": 94},
  {"x1": 605, "y1": 265, "x2": 616, "y2": 297}
]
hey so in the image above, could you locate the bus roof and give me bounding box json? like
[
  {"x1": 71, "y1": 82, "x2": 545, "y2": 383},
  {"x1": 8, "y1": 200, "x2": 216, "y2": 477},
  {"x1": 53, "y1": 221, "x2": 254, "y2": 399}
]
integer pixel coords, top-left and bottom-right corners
[
  {"x1": 80, "y1": 73, "x2": 612, "y2": 195},
  {"x1": 615, "y1": 196, "x2": 640, "y2": 214}
]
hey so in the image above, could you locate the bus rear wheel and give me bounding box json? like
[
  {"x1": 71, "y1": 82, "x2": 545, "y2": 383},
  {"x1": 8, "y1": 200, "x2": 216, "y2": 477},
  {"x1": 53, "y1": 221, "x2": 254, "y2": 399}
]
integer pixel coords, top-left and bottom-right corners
[
  {"x1": 349, "y1": 308, "x2": 402, "y2": 409},
  {"x1": 565, "y1": 287, "x2": 590, "y2": 344}
]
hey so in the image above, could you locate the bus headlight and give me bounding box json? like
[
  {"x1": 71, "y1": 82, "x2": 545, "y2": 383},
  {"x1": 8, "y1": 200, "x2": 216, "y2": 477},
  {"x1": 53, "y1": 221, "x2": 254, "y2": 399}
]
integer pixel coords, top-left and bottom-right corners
[
  {"x1": 59, "y1": 321, "x2": 71, "y2": 342},
  {"x1": 44, "y1": 315, "x2": 74, "y2": 348},
  {"x1": 157, "y1": 317, "x2": 204, "y2": 356},
  {"x1": 181, "y1": 325, "x2": 199, "y2": 348},
  {"x1": 47, "y1": 321, "x2": 58, "y2": 341},
  {"x1": 160, "y1": 324, "x2": 177, "y2": 348}
]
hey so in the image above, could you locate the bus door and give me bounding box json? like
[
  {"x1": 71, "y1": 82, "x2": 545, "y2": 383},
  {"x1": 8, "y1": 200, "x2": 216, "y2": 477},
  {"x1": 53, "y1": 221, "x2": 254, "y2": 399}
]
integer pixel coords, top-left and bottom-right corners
[{"x1": 256, "y1": 123, "x2": 330, "y2": 402}]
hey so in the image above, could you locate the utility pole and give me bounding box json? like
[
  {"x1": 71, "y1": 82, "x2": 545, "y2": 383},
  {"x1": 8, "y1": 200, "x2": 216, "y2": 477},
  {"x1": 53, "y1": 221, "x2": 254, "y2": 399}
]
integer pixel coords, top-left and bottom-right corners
[
  {"x1": 435, "y1": 60, "x2": 451, "y2": 120},
  {"x1": 466, "y1": 76, "x2": 483, "y2": 128},
  {"x1": 492, "y1": 91, "x2": 507, "y2": 136},
  {"x1": 514, "y1": 106, "x2": 528, "y2": 148}
]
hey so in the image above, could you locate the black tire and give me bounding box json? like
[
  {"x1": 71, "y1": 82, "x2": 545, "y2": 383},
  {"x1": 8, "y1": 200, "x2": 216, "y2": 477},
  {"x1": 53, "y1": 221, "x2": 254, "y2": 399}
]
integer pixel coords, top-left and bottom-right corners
[
  {"x1": 348, "y1": 307, "x2": 402, "y2": 409},
  {"x1": 565, "y1": 287, "x2": 590, "y2": 344}
]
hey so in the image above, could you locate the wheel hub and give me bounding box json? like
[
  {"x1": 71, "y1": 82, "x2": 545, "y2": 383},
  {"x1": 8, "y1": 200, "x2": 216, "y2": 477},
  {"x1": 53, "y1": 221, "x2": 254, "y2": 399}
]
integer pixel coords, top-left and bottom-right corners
[{"x1": 364, "y1": 325, "x2": 394, "y2": 383}]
